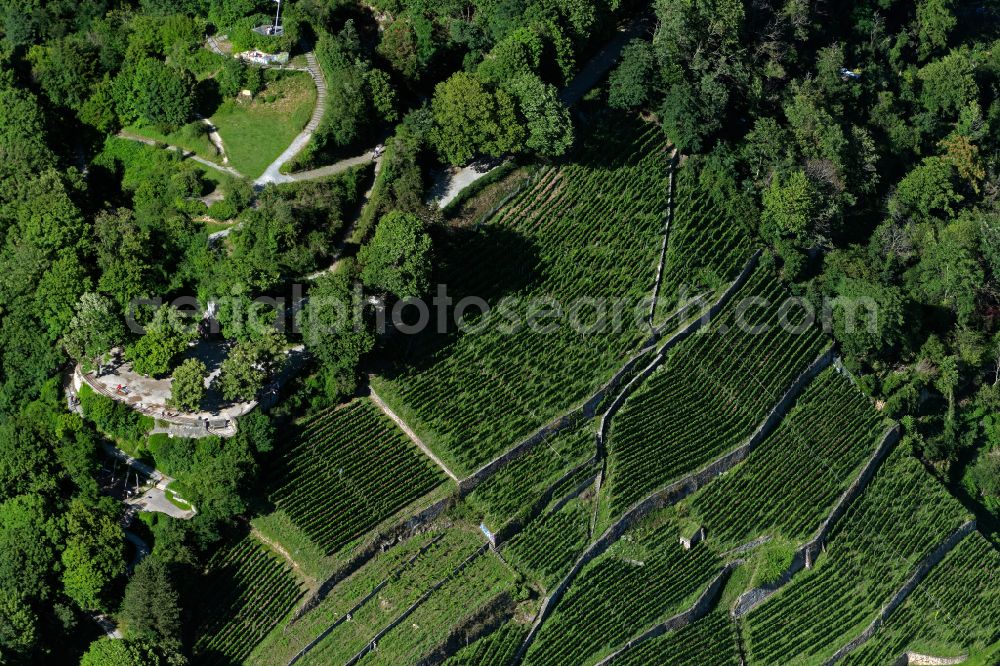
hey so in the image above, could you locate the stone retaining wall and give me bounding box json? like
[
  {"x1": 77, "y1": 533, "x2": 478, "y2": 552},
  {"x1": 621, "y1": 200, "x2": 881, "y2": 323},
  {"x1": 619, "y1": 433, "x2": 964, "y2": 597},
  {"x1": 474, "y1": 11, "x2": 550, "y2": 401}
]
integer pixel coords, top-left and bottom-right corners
[
  {"x1": 594, "y1": 560, "x2": 742, "y2": 666},
  {"x1": 286, "y1": 533, "x2": 448, "y2": 665},
  {"x1": 344, "y1": 543, "x2": 491, "y2": 666},
  {"x1": 823, "y1": 520, "x2": 977, "y2": 665},
  {"x1": 458, "y1": 413, "x2": 586, "y2": 496},
  {"x1": 493, "y1": 457, "x2": 598, "y2": 547},
  {"x1": 732, "y1": 423, "x2": 900, "y2": 617},
  {"x1": 596, "y1": 250, "x2": 762, "y2": 458},
  {"x1": 512, "y1": 345, "x2": 832, "y2": 665},
  {"x1": 721, "y1": 535, "x2": 773, "y2": 559},
  {"x1": 414, "y1": 593, "x2": 515, "y2": 665},
  {"x1": 290, "y1": 496, "x2": 453, "y2": 623},
  {"x1": 647, "y1": 154, "x2": 678, "y2": 322},
  {"x1": 548, "y1": 470, "x2": 601, "y2": 517},
  {"x1": 895, "y1": 652, "x2": 969, "y2": 666}
]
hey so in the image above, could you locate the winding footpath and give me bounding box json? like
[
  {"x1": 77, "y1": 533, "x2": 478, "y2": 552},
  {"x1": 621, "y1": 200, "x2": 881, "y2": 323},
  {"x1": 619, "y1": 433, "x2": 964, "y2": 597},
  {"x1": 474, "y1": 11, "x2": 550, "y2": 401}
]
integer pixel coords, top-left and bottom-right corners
[
  {"x1": 199, "y1": 116, "x2": 229, "y2": 165},
  {"x1": 255, "y1": 52, "x2": 328, "y2": 186},
  {"x1": 117, "y1": 130, "x2": 243, "y2": 178}
]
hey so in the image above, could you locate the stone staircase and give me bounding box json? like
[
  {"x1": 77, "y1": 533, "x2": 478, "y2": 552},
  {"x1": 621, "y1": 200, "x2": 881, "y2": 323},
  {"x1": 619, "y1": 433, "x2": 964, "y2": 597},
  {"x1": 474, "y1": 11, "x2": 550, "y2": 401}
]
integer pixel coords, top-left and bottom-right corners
[{"x1": 304, "y1": 52, "x2": 327, "y2": 134}]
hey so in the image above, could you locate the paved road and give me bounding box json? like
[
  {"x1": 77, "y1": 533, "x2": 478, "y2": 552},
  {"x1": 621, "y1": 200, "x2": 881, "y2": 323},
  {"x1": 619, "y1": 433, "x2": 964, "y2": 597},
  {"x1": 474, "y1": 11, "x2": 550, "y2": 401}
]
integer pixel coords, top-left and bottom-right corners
[
  {"x1": 558, "y1": 18, "x2": 646, "y2": 107},
  {"x1": 286, "y1": 151, "x2": 375, "y2": 183},
  {"x1": 91, "y1": 613, "x2": 123, "y2": 639},
  {"x1": 99, "y1": 442, "x2": 196, "y2": 519},
  {"x1": 256, "y1": 52, "x2": 329, "y2": 186}
]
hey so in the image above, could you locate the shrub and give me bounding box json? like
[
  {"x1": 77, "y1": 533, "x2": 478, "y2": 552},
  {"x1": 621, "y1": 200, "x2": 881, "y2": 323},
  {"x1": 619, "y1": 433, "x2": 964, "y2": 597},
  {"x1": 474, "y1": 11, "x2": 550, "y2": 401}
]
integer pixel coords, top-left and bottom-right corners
[
  {"x1": 207, "y1": 198, "x2": 237, "y2": 221},
  {"x1": 78, "y1": 384, "x2": 152, "y2": 450}
]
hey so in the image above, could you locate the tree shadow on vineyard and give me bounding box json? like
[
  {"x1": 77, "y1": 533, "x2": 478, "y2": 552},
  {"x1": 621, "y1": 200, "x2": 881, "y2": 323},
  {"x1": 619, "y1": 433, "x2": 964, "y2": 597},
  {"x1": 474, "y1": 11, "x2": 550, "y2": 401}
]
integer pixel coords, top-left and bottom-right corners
[
  {"x1": 377, "y1": 223, "x2": 541, "y2": 378},
  {"x1": 571, "y1": 113, "x2": 668, "y2": 171}
]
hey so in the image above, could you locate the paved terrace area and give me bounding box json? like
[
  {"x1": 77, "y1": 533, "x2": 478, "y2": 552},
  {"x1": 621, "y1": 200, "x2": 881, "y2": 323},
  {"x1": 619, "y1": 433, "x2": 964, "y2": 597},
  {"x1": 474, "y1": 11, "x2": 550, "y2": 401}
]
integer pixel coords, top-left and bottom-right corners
[
  {"x1": 75, "y1": 342, "x2": 308, "y2": 436},
  {"x1": 81, "y1": 342, "x2": 252, "y2": 422}
]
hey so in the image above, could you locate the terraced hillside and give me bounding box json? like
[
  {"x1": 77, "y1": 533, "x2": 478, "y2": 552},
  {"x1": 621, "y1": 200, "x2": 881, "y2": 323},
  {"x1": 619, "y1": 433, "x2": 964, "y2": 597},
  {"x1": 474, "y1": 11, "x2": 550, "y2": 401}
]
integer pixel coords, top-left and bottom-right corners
[
  {"x1": 688, "y1": 366, "x2": 887, "y2": 548},
  {"x1": 268, "y1": 399, "x2": 448, "y2": 554},
  {"x1": 605, "y1": 263, "x2": 830, "y2": 514},
  {"x1": 444, "y1": 622, "x2": 530, "y2": 666},
  {"x1": 504, "y1": 497, "x2": 592, "y2": 590},
  {"x1": 464, "y1": 418, "x2": 596, "y2": 529},
  {"x1": 613, "y1": 611, "x2": 741, "y2": 666},
  {"x1": 193, "y1": 534, "x2": 306, "y2": 666},
  {"x1": 237, "y1": 121, "x2": 1000, "y2": 666},
  {"x1": 840, "y1": 531, "x2": 1000, "y2": 665},
  {"x1": 372, "y1": 120, "x2": 754, "y2": 477},
  {"x1": 356, "y1": 549, "x2": 516, "y2": 665},
  {"x1": 742, "y1": 448, "x2": 973, "y2": 664},
  {"x1": 246, "y1": 526, "x2": 518, "y2": 666},
  {"x1": 524, "y1": 513, "x2": 722, "y2": 666},
  {"x1": 653, "y1": 159, "x2": 755, "y2": 320}
]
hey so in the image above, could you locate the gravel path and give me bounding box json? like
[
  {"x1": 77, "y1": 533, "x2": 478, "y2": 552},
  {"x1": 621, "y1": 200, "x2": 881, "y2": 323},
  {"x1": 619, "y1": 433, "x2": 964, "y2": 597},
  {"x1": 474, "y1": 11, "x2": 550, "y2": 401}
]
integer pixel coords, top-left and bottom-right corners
[
  {"x1": 255, "y1": 52, "x2": 328, "y2": 186},
  {"x1": 117, "y1": 130, "x2": 243, "y2": 178},
  {"x1": 368, "y1": 387, "x2": 460, "y2": 484}
]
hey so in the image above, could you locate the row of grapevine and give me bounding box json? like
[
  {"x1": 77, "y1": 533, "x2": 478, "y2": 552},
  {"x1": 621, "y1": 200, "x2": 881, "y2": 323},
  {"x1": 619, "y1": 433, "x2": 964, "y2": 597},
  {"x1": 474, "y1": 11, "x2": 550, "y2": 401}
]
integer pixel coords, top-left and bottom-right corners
[
  {"x1": 524, "y1": 514, "x2": 721, "y2": 666},
  {"x1": 743, "y1": 448, "x2": 972, "y2": 664},
  {"x1": 378, "y1": 120, "x2": 670, "y2": 473},
  {"x1": 193, "y1": 534, "x2": 305, "y2": 666},
  {"x1": 605, "y1": 264, "x2": 829, "y2": 514},
  {"x1": 374, "y1": 118, "x2": 680, "y2": 475},
  {"x1": 269, "y1": 399, "x2": 447, "y2": 554},
  {"x1": 465, "y1": 420, "x2": 595, "y2": 526},
  {"x1": 652, "y1": 161, "x2": 755, "y2": 322},
  {"x1": 612, "y1": 611, "x2": 740, "y2": 666},
  {"x1": 247, "y1": 531, "x2": 465, "y2": 665},
  {"x1": 357, "y1": 550, "x2": 517, "y2": 665},
  {"x1": 840, "y1": 530, "x2": 1000, "y2": 665},
  {"x1": 504, "y1": 498, "x2": 591, "y2": 590},
  {"x1": 443, "y1": 622, "x2": 529, "y2": 666},
  {"x1": 295, "y1": 530, "x2": 485, "y2": 665},
  {"x1": 688, "y1": 367, "x2": 885, "y2": 548}
]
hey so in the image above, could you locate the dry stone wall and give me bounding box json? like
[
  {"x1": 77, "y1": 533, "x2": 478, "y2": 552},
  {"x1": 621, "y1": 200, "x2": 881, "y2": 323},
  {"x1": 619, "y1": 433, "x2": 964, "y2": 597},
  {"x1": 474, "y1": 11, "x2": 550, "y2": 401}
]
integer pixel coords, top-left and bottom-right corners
[{"x1": 732, "y1": 424, "x2": 901, "y2": 617}]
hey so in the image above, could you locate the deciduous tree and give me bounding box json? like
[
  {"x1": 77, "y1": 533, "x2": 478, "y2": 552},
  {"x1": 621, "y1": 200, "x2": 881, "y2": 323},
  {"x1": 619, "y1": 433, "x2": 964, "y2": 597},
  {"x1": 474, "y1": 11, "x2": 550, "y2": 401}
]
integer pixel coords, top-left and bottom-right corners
[
  {"x1": 430, "y1": 72, "x2": 524, "y2": 165},
  {"x1": 168, "y1": 358, "x2": 207, "y2": 413},
  {"x1": 63, "y1": 293, "x2": 125, "y2": 375},
  {"x1": 358, "y1": 211, "x2": 433, "y2": 299}
]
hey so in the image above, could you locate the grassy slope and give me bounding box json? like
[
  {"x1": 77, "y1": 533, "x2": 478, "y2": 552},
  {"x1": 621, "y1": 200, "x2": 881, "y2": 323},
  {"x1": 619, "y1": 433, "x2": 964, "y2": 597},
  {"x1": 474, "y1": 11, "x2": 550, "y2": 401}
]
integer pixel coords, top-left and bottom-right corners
[{"x1": 211, "y1": 70, "x2": 316, "y2": 177}]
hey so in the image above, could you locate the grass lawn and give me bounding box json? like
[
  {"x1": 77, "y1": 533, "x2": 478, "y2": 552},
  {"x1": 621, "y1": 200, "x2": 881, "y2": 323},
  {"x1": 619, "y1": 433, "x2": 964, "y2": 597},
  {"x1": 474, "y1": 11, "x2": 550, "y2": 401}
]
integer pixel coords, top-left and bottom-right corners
[
  {"x1": 202, "y1": 219, "x2": 236, "y2": 235},
  {"x1": 211, "y1": 70, "x2": 316, "y2": 178},
  {"x1": 128, "y1": 121, "x2": 223, "y2": 164},
  {"x1": 128, "y1": 69, "x2": 317, "y2": 179}
]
